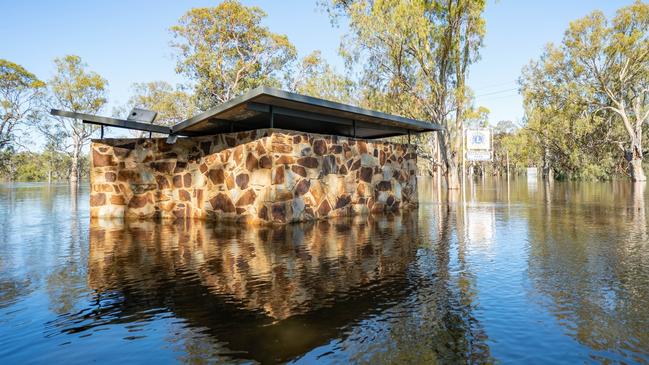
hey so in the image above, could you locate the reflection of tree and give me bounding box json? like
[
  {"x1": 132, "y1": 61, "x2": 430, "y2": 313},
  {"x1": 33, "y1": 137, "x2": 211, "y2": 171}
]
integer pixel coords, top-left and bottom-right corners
[
  {"x1": 347, "y1": 202, "x2": 492, "y2": 364},
  {"x1": 526, "y1": 181, "x2": 649, "y2": 362}
]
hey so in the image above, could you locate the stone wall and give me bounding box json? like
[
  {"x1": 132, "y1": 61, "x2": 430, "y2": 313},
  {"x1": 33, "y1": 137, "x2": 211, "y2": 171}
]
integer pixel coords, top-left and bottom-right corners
[{"x1": 90, "y1": 128, "x2": 417, "y2": 224}]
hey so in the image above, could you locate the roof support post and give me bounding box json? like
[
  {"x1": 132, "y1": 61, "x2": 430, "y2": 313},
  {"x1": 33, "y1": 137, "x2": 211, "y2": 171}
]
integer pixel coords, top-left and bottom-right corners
[
  {"x1": 100, "y1": 125, "x2": 104, "y2": 139},
  {"x1": 353, "y1": 120, "x2": 356, "y2": 138},
  {"x1": 269, "y1": 105, "x2": 274, "y2": 129},
  {"x1": 408, "y1": 130, "x2": 411, "y2": 144}
]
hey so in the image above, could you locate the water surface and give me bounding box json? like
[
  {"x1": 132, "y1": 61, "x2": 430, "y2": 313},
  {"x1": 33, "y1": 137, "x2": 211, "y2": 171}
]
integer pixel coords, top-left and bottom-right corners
[{"x1": 1, "y1": 178, "x2": 648, "y2": 364}]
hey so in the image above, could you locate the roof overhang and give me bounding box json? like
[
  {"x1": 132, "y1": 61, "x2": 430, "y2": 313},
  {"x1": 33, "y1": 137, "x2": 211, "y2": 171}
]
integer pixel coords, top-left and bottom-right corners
[{"x1": 50, "y1": 87, "x2": 442, "y2": 139}]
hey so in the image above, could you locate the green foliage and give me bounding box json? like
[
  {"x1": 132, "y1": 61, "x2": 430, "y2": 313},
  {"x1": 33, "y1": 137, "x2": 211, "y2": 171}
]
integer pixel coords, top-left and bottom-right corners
[
  {"x1": 514, "y1": 1, "x2": 649, "y2": 181},
  {"x1": 0, "y1": 149, "x2": 76, "y2": 182},
  {"x1": 47, "y1": 55, "x2": 108, "y2": 183},
  {"x1": 0, "y1": 59, "x2": 45, "y2": 157},
  {"x1": 286, "y1": 51, "x2": 356, "y2": 104},
  {"x1": 117, "y1": 81, "x2": 198, "y2": 136},
  {"x1": 171, "y1": 0, "x2": 297, "y2": 110}
]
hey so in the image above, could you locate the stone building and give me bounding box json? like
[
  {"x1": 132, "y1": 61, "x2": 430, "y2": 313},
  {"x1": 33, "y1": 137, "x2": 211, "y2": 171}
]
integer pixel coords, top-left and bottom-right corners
[{"x1": 53, "y1": 87, "x2": 441, "y2": 224}]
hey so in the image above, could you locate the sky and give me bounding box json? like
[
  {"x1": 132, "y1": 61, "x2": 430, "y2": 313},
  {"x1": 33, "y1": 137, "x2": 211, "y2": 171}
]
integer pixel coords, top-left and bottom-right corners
[{"x1": 0, "y1": 0, "x2": 635, "y2": 132}]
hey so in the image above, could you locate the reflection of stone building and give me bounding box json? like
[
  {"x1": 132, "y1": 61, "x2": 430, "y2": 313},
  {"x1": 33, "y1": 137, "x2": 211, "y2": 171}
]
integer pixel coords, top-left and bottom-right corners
[{"x1": 82, "y1": 214, "x2": 419, "y2": 363}]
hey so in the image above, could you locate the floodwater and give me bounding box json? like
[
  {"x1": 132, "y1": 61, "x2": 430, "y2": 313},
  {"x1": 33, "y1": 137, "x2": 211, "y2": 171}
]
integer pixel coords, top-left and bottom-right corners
[{"x1": 1, "y1": 177, "x2": 648, "y2": 364}]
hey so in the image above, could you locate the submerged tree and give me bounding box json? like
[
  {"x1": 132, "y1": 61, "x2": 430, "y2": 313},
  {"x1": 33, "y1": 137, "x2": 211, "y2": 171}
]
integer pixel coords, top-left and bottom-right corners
[
  {"x1": 0, "y1": 59, "x2": 45, "y2": 162},
  {"x1": 323, "y1": 0, "x2": 486, "y2": 189},
  {"x1": 48, "y1": 55, "x2": 108, "y2": 185},
  {"x1": 520, "y1": 1, "x2": 649, "y2": 181},
  {"x1": 170, "y1": 0, "x2": 297, "y2": 110}
]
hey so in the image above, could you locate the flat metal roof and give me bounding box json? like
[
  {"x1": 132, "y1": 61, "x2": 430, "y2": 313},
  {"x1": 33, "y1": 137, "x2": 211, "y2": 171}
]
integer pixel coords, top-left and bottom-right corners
[{"x1": 51, "y1": 86, "x2": 442, "y2": 139}]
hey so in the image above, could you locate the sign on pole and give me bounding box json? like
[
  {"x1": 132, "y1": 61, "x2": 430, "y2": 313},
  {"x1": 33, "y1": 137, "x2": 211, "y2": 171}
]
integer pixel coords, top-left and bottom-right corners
[{"x1": 465, "y1": 128, "x2": 492, "y2": 161}]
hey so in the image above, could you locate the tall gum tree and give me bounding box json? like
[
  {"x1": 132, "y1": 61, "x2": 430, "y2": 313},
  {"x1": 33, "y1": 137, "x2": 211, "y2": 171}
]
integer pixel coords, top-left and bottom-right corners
[
  {"x1": 170, "y1": 0, "x2": 296, "y2": 110},
  {"x1": 323, "y1": 0, "x2": 485, "y2": 189},
  {"x1": 562, "y1": 2, "x2": 649, "y2": 181},
  {"x1": 48, "y1": 55, "x2": 108, "y2": 185}
]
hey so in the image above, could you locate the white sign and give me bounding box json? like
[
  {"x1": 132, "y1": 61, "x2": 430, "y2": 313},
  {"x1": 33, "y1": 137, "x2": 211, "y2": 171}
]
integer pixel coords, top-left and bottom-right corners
[
  {"x1": 466, "y1": 150, "x2": 492, "y2": 161},
  {"x1": 466, "y1": 129, "x2": 491, "y2": 150}
]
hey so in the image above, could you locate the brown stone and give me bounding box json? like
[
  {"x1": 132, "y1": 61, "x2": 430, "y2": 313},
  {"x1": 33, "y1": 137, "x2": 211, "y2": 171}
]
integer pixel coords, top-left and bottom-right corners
[
  {"x1": 386, "y1": 195, "x2": 395, "y2": 206},
  {"x1": 183, "y1": 173, "x2": 192, "y2": 187},
  {"x1": 225, "y1": 174, "x2": 235, "y2": 190},
  {"x1": 276, "y1": 155, "x2": 295, "y2": 165},
  {"x1": 271, "y1": 202, "x2": 287, "y2": 222},
  {"x1": 317, "y1": 199, "x2": 331, "y2": 216},
  {"x1": 236, "y1": 189, "x2": 257, "y2": 206},
  {"x1": 350, "y1": 159, "x2": 361, "y2": 171},
  {"x1": 339, "y1": 165, "x2": 348, "y2": 174},
  {"x1": 246, "y1": 153, "x2": 258, "y2": 171},
  {"x1": 110, "y1": 195, "x2": 126, "y2": 205},
  {"x1": 329, "y1": 144, "x2": 342, "y2": 154},
  {"x1": 208, "y1": 168, "x2": 225, "y2": 184},
  {"x1": 259, "y1": 155, "x2": 272, "y2": 168},
  {"x1": 93, "y1": 150, "x2": 115, "y2": 167},
  {"x1": 360, "y1": 167, "x2": 373, "y2": 183},
  {"x1": 272, "y1": 143, "x2": 293, "y2": 154},
  {"x1": 258, "y1": 205, "x2": 269, "y2": 220},
  {"x1": 173, "y1": 175, "x2": 183, "y2": 188},
  {"x1": 297, "y1": 157, "x2": 319, "y2": 169},
  {"x1": 273, "y1": 167, "x2": 285, "y2": 184},
  {"x1": 199, "y1": 163, "x2": 208, "y2": 173},
  {"x1": 335, "y1": 194, "x2": 351, "y2": 209},
  {"x1": 312, "y1": 139, "x2": 327, "y2": 155},
  {"x1": 150, "y1": 161, "x2": 175, "y2": 173},
  {"x1": 236, "y1": 173, "x2": 249, "y2": 189},
  {"x1": 358, "y1": 141, "x2": 368, "y2": 154},
  {"x1": 291, "y1": 165, "x2": 307, "y2": 177},
  {"x1": 105, "y1": 172, "x2": 116, "y2": 182},
  {"x1": 256, "y1": 142, "x2": 267, "y2": 155},
  {"x1": 233, "y1": 146, "x2": 244, "y2": 165},
  {"x1": 376, "y1": 181, "x2": 392, "y2": 191},
  {"x1": 294, "y1": 179, "x2": 310, "y2": 197},
  {"x1": 128, "y1": 194, "x2": 149, "y2": 209},
  {"x1": 210, "y1": 193, "x2": 235, "y2": 213},
  {"x1": 225, "y1": 136, "x2": 236, "y2": 147},
  {"x1": 179, "y1": 190, "x2": 191, "y2": 201},
  {"x1": 90, "y1": 193, "x2": 106, "y2": 207}
]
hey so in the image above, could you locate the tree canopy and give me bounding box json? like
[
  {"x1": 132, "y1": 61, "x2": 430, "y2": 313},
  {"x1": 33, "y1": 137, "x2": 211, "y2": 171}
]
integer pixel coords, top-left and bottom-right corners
[{"x1": 171, "y1": 0, "x2": 297, "y2": 110}]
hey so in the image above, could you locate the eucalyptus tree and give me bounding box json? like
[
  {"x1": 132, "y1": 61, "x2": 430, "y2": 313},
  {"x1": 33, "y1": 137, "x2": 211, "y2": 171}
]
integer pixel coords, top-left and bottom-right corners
[
  {"x1": 323, "y1": 0, "x2": 486, "y2": 189},
  {"x1": 48, "y1": 55, "x2": 108, "y2": 185},
  {"x1": 170, "y1": 0, "x2": 297, "y2": 110},
  {"x1": 519, "y1": 1, "x2": 649, "y2": 181},
  {"x1": 118, "y1": 81, "x2": 197, "y2": 137},
  {"x1": 286, "y1": 50, "x2": 356, "y2": 104},
  {"x1": 563, "y1": 1, "x2": 649, "y2": 181},
  {"x1": 0, "y1": 59, "x2": 45, "y2": 157}
]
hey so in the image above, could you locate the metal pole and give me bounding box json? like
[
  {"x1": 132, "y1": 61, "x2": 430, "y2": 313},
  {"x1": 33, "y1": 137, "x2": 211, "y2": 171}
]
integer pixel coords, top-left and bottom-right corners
[
  {"x1": 353, "y1": 120, "x2": 356, "y2": 138},
  {"x1": 408, "y1": 130, "x2": 411, "y2": 144},
  {"x1": 269, "y1": 105, "x2": 274, "y2": 128},
  {"x1": 100, "y1": 126, "x2": 104, "y2": 139}
]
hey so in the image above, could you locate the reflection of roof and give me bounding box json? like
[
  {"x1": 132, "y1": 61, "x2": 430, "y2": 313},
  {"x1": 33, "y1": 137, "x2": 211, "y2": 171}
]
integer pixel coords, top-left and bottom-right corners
[{"x1": 51, "y1": 86, "x2": 442, "y2": 139}]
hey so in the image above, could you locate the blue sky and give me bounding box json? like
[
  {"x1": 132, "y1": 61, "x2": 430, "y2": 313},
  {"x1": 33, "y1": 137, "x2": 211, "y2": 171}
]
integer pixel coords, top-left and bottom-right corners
[{"x1": 0, "y1": 0, "x2": 633, "y2": 126}]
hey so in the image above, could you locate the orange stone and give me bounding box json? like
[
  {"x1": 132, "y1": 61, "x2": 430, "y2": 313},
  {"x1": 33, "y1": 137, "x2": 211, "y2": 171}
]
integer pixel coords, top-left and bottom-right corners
[
  {"x1": 236, "y1": 189, "x2": 257, "y2": 207},
  {"x1": 93, "y1": 150, "x2": 116, "y2": 167},
  {"x1": 90, "y1": 193, "x2": 106, "y2": 206}
]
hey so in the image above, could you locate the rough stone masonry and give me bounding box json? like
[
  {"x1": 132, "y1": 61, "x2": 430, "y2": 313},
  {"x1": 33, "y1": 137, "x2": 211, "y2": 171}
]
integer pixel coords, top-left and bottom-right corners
[{"x1": 89, "y1": 128, "x2": 418, "y2": 224}]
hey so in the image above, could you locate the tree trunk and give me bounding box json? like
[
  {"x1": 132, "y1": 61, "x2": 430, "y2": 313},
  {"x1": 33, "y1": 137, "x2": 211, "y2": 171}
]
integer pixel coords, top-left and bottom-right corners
[
  {"x1": 70, "y1": 139, "x2": 81, "y2": 185},
  {"x1": 438, "y1": 131, "x2": 460, "y2": 189},
  {"x1": 627, "y1": 133, "x2": 646, "y2": 182}
]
